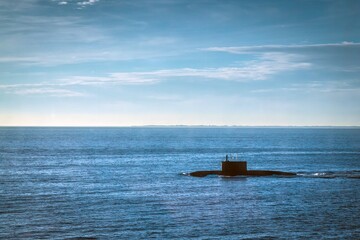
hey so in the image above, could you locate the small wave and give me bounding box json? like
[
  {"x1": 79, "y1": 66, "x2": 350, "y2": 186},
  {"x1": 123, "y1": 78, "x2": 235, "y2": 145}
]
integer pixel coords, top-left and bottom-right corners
[
  {"x1": 179, "y1": 172, "x2": 190, "y2": 176},
  {"x1": 297, "y1": 170, "x2": 360, "y2": 179}
]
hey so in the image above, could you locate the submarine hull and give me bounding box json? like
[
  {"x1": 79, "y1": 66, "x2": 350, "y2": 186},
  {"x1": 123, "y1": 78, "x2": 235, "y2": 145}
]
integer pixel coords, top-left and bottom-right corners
[
  {"x1": 189, "y1": 161, "x2": 295, "y2": 177},
  {"x1": 189, "y1": 170, "x2": 296, "y2": 177}
]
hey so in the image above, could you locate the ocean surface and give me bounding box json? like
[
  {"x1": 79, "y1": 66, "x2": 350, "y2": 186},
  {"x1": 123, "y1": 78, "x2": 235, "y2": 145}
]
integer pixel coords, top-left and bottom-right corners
[{"x1": 0, "y1": 127, "x2": 359, "y2": 239}]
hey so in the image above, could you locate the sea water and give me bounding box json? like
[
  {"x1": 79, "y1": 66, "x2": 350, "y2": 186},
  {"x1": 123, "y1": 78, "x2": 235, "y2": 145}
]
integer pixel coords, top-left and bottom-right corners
[{"x1": 0, "y1": 127, "x2": 359, "y2": 239}]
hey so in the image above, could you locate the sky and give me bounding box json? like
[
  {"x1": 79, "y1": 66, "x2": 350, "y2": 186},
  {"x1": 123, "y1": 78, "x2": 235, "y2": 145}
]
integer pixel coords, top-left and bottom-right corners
[{"x1": 0, "y1": 0, "x2": 359, "y2": 126}]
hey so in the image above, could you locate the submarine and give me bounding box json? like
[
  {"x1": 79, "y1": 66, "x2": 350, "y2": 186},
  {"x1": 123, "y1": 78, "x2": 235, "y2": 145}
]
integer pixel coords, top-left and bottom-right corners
[{"x1": 190, "y1": 155, "x2": 296, "y2": 177}]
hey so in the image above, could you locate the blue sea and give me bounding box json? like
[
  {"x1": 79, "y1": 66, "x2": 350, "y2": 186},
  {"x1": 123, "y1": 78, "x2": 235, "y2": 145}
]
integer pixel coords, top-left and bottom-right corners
[{"x1": 1, "y1": 127, "x2": 359, "y2": 239}]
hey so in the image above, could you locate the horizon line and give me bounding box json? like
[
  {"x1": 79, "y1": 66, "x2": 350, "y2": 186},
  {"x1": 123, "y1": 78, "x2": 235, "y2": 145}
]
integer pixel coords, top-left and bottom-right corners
[{"x1": 0, "y1": 125, "x2": 359, "y2": 128}]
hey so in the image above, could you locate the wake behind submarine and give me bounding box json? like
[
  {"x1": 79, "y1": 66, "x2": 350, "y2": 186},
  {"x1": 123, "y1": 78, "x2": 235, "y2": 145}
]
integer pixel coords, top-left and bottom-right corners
[{"x1": 190, "y1": 155, "x2": 296, "y2": 177}]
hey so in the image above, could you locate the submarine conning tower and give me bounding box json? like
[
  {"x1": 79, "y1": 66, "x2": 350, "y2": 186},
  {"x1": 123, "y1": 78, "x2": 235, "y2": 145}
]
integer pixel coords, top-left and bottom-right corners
[{"x1": 221, "y1": 161, "x2": 247, "y2": 176}]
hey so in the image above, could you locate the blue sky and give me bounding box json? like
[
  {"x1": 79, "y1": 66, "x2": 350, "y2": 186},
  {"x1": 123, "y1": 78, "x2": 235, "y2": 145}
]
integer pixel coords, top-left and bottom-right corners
[{"x1": 0, "y1": 0, "x2": 359, "y2": 126}]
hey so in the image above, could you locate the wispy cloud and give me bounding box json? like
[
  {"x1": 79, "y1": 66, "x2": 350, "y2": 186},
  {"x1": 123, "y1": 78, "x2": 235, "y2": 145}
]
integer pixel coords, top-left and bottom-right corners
[
  {"x1": 0, "y1": 45, "x2": 182, "y2": 66},
  {"x1": 54, "y1": 0, "x2": 100, "y2": 8},
  {"x1": 0, "y1": 83, "x2": 54, "y2": 89},
  {"x1": 77, "y1": 0, "x2": 99, "y2": 8},
  {"x1": 3, "y1": 41, "x2": 353, "y2": 67},
  {"x1": 60, "y1": 52, "x2": 310, "y2": 86},
  {"x1": 202, "y1": 42, "x2": 360, "y2": 54},
  {"x1": 203, "y1": 42, "x2": 360, "y2": 73},
  {"x1": 62, "y1": 74, "x2": 160, "y2": 85},
  {"x1": 252, "y1": 80, "x2": 360, "y2": 94},
  {"x1": 0, "y1": 83, "x2": 85, "y2": 97},
  {"x1": 10, "y1": 88, "x2": 85, "y2": 97}
]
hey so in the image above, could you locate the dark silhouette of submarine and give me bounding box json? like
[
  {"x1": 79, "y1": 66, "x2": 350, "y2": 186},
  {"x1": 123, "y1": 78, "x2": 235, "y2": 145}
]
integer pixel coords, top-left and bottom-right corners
[{"x1": 190, "y1": 157, "x2": 296, "y2": 177}]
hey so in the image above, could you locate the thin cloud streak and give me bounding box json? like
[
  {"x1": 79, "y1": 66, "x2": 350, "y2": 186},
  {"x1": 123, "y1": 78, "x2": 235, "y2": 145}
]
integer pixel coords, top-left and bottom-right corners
[
  {"x1": 0, "y1": 48, "x2": 183, "y2": 66},
  {"x1": 77, "y1": 0, "x2": 100, "y2": 6},
  {"x1": 2, "y1": 42, "x2": 352, "y2": 66},
  {"x1": 252, "y1": 81, "x2": 360, "y2": 94},
  {"x1": 54, "y1": 0, "x2": 100, "y2": 8},
  {"x1": 0, "y1": 83, "x2": 85, "y2": 97},
  {"x1": 11, "y1": 88, "x2": 85, "y2": 97},
  {"x1": 203, "y1": 42, "x2": 360, "y2": 54}
]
